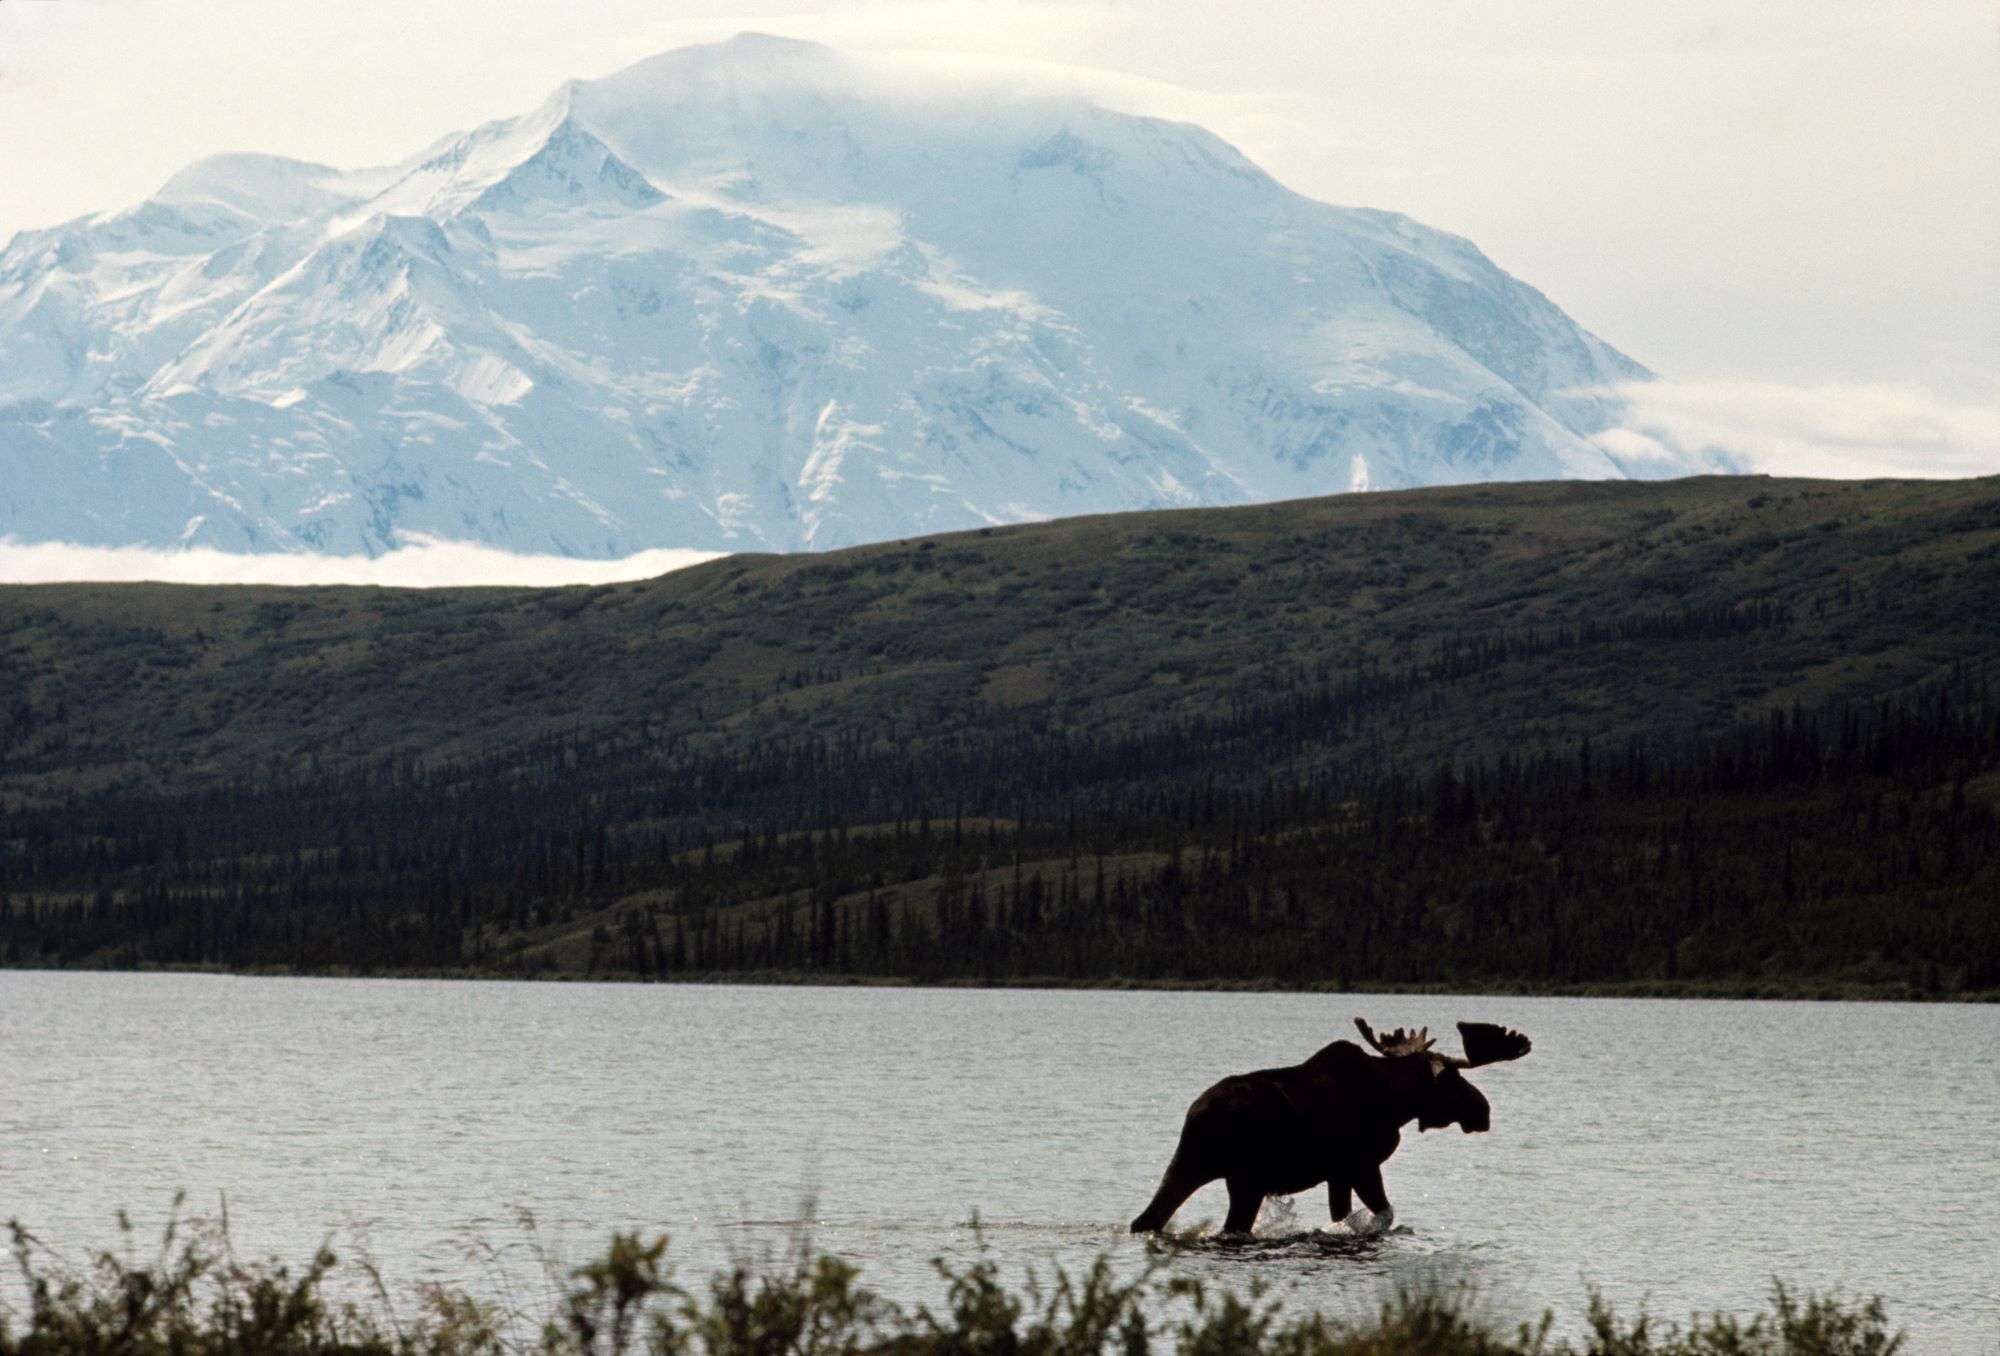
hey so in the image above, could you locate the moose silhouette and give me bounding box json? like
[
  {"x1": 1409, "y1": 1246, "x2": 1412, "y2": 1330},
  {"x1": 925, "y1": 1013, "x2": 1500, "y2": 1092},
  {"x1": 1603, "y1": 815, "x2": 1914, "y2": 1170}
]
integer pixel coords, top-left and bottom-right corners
[{"x1": 1131, "y1": 1017, "x2": 1533, "y2": 1235}]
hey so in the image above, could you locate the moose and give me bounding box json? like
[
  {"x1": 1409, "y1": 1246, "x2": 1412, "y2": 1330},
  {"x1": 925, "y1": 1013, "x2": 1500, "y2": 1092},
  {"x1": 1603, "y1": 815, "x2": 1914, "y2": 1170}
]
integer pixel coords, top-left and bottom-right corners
[{"x1": 1130, "y1": 1017, "x2": 1533, "y2": 1235}]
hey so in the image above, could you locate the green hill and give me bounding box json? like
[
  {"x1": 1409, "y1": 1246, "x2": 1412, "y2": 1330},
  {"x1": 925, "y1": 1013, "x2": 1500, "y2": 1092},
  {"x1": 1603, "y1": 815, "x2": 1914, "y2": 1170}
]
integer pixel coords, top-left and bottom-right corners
[{"x1": 3, "y1": 475, "x2": 1998, "y2": 993}]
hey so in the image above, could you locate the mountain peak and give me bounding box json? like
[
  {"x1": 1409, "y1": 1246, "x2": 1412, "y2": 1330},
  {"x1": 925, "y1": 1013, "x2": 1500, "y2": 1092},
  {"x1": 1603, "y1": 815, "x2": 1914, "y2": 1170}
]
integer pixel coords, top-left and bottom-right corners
[
  {"x1": 358, "y1": 88, "x2": 666, "y2": 223},
  {"x1": 464, "y1": 110, "x2": 665, "y2": 218},
  {"x1": 602, "y1": 31, "x2": 848, "y2": 83},
  {"x1": 706, "y1": 31, "x2": 837, "y2": 58},
  {"x1": 154, "y1": 153, "x2": 354, "y2": 221},
  {"x1": 0, "y1": 36, "x2": 1674, "y2": 560}
]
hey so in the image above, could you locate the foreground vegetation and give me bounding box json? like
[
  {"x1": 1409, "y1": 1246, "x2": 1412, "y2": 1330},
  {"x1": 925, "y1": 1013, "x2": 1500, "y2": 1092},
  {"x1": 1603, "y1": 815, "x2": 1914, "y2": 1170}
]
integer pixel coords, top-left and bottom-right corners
[
  {"x1": 3, "y1": 476, "x2": 1998, "y2": 992},
  {"x1": 3, "y1": 1215, "x2": 1904, "y2": 1356}
]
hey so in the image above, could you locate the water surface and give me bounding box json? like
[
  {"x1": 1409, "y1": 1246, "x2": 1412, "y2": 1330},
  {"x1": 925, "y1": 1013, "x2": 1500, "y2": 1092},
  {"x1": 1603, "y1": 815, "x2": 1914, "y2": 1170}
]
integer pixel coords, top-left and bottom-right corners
[{"x1": 2, "y1": 974, "x2": 1994, "y2": 1350}]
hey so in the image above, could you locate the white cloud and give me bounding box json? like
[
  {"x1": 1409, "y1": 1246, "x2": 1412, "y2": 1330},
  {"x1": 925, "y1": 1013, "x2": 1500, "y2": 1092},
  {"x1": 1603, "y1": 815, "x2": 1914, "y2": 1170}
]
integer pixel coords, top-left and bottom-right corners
[
  {"x1": 0, "y1": 534, "x2": 724, "y2": 587},
  {"x1": 1595, "y1": 380, "x2": 2000, "y2": 480}
]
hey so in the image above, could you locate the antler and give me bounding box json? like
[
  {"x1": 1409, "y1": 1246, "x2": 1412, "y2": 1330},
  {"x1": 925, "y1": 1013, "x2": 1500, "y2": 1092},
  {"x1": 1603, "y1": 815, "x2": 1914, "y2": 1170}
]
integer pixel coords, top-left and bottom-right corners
[
  {"x1": 1454, "y1": 1021, "x2": 1532, "y2": 1068},
  {"x1": 1353, "y1": 1017, "x2": 1437, "y2": 1058}
]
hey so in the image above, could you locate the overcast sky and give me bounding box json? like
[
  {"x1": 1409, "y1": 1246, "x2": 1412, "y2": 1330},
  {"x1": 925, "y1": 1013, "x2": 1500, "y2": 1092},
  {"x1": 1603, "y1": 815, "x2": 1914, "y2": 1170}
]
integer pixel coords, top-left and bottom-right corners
[{"x1": 0, "y1": 1, "x2": 1994, "y2": 582}]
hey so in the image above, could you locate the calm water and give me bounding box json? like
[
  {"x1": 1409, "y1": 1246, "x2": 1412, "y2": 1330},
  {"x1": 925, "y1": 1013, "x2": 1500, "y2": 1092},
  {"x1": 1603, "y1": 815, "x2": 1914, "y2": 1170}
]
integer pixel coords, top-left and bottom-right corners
[{"x1": 2, "y1": 974, "x2": 1996, "y2": 1350}]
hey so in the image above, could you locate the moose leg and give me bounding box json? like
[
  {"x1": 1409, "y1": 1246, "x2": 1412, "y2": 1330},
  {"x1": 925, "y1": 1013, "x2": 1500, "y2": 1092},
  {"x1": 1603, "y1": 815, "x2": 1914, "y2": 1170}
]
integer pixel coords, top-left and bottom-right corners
[
  {"x1": 1221, "y1": 1178, "x2": 1263, "y2": 1235},
  {"x1": 1130, "y1": 1166, "x2": 1210, "y2": 1233},
  {"x1": 1326, "y1": 1179, "x2": 1352, "y2": 1224},
  {"x1": 1352, "y1": 1163, "x2": 1394, "y2": 1233}
]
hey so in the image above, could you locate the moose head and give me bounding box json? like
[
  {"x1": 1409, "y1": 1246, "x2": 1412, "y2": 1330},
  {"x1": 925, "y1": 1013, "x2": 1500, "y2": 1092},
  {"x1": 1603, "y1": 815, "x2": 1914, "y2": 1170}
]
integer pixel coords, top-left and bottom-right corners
[{"x1": 1353, "y1": 1017, "x2": 1533, "y2": 1135}]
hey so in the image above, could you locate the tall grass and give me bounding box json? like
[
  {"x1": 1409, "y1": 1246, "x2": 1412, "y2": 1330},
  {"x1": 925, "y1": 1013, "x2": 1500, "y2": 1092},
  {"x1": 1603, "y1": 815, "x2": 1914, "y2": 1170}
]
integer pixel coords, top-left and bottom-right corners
[{"x1": 1, "y1": 1207, "x2": 1902, "y2": 1356}]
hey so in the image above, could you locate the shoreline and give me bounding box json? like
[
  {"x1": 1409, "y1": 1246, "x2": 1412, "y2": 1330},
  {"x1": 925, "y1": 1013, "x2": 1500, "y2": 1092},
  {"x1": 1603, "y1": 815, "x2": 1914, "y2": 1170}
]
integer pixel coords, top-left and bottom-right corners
[{"x1": 7, "y1": 961, "x2": 1994, "y2": 1003}]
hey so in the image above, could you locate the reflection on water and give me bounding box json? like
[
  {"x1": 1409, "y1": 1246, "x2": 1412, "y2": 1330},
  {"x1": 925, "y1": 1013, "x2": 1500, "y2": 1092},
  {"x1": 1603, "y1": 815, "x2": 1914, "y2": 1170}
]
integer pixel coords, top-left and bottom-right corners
[
  {"x1": 1155, "y1": 1229, "x2": 1399, "y2": 1262},
  {"x1": 1, "y1": 974, "x2": 1995, "y2": 1352}
]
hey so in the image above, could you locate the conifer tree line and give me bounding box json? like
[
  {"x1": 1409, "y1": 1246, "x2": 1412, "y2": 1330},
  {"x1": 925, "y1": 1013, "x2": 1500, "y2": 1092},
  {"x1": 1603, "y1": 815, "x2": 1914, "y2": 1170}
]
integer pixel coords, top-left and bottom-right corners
[{"x1": 3, "y1": 664, "x2": 1995, "y2": 996}]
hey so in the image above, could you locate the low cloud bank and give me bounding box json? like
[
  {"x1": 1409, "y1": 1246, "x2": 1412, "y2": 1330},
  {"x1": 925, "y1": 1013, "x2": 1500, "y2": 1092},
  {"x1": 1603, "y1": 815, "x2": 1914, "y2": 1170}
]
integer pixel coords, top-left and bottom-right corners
[
  {"x1": 0, "y1": 534, "x2": 726, "y2": 587},
  {"x1": 6, "y1": 383, "x2": 1995, "y2": 589},
  {"x1": 1594, "y1": 380, "x2": 2000, "y2": 480}
]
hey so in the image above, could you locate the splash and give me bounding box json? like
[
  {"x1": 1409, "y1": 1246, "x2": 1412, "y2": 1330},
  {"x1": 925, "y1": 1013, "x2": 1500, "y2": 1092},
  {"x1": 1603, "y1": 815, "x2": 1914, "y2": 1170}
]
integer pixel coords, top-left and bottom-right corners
[{"x1": 1145, "y1": 1195, "x2": 1400, "y2": 1260}]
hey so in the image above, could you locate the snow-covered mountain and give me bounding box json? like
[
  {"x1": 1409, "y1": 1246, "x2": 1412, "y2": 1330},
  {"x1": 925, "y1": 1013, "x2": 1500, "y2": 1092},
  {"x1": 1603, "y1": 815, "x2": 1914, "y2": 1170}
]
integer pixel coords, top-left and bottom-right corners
[{"x1": 0, "y1": 34, "x2": 1668, "y2": 557}]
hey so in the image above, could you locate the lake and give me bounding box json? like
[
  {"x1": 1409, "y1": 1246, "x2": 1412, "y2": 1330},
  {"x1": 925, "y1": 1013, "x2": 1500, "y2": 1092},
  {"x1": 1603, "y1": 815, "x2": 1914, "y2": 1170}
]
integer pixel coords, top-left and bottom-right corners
[{"x1": 2, "y1": 973, "x2": 1995, "y2": 1350}]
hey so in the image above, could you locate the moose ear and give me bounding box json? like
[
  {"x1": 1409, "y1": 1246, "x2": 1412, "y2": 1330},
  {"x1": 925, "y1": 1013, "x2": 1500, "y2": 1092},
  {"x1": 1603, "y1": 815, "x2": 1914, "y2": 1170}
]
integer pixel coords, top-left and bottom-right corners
[{"x1": 1456, "y1": 1022, "x2": 1532, "y2": 1068}]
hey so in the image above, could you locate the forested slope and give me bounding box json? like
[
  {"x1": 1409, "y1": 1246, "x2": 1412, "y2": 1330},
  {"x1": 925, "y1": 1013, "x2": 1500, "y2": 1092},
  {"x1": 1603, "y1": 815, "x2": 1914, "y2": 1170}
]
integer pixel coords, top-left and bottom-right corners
[{"x1": 3, "y1": 475, "x2": 1997, "y2": 993}]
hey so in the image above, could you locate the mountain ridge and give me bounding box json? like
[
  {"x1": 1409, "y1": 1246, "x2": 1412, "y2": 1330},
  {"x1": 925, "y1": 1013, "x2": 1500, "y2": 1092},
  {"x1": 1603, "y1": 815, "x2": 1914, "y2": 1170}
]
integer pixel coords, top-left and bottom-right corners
[
  {"x1": 1, "y1": 35, "x2": 1686, "y2": 559},
  {"x1": 4, "y1": 474, "x2": 1997, "y2": 993},
  {"x1": 3, "y1": 472, "x2": 1993, "y2": 804}
]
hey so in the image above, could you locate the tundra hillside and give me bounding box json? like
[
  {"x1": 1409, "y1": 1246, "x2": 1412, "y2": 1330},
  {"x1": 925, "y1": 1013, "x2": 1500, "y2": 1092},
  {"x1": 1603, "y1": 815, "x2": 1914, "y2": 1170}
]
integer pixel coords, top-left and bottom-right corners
[{"x1": 3, "y1": 475, "x2": 1997, "y2": 992}]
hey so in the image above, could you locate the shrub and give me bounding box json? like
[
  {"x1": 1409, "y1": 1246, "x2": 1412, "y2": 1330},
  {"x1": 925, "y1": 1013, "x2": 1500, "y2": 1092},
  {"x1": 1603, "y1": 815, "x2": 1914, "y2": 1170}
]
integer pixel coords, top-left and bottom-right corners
[{"x1": 0, "y1": 1209, "x2": 1903, "y2": 1356}]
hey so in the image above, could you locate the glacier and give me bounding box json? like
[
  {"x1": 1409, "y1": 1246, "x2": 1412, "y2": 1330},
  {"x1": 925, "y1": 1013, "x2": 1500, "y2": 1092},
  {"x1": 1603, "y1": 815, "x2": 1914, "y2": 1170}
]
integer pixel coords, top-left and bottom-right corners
[{"x1": 0, "y1": 33, "x2": 1671, "y2": 558}]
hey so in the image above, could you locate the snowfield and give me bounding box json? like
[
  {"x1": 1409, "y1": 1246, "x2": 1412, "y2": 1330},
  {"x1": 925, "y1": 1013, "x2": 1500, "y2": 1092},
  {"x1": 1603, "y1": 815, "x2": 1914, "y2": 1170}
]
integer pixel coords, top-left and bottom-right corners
[{"x1": 0, "y1": 34, "x2": 1681, "y2": 558}]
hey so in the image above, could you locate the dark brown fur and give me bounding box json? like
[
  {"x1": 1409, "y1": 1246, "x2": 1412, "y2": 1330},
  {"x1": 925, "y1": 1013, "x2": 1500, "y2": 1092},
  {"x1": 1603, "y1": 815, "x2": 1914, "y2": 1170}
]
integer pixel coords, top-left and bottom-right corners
[{"x1": 1130, "y1": 1026, "x2": 1519, "y2": 1234}]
